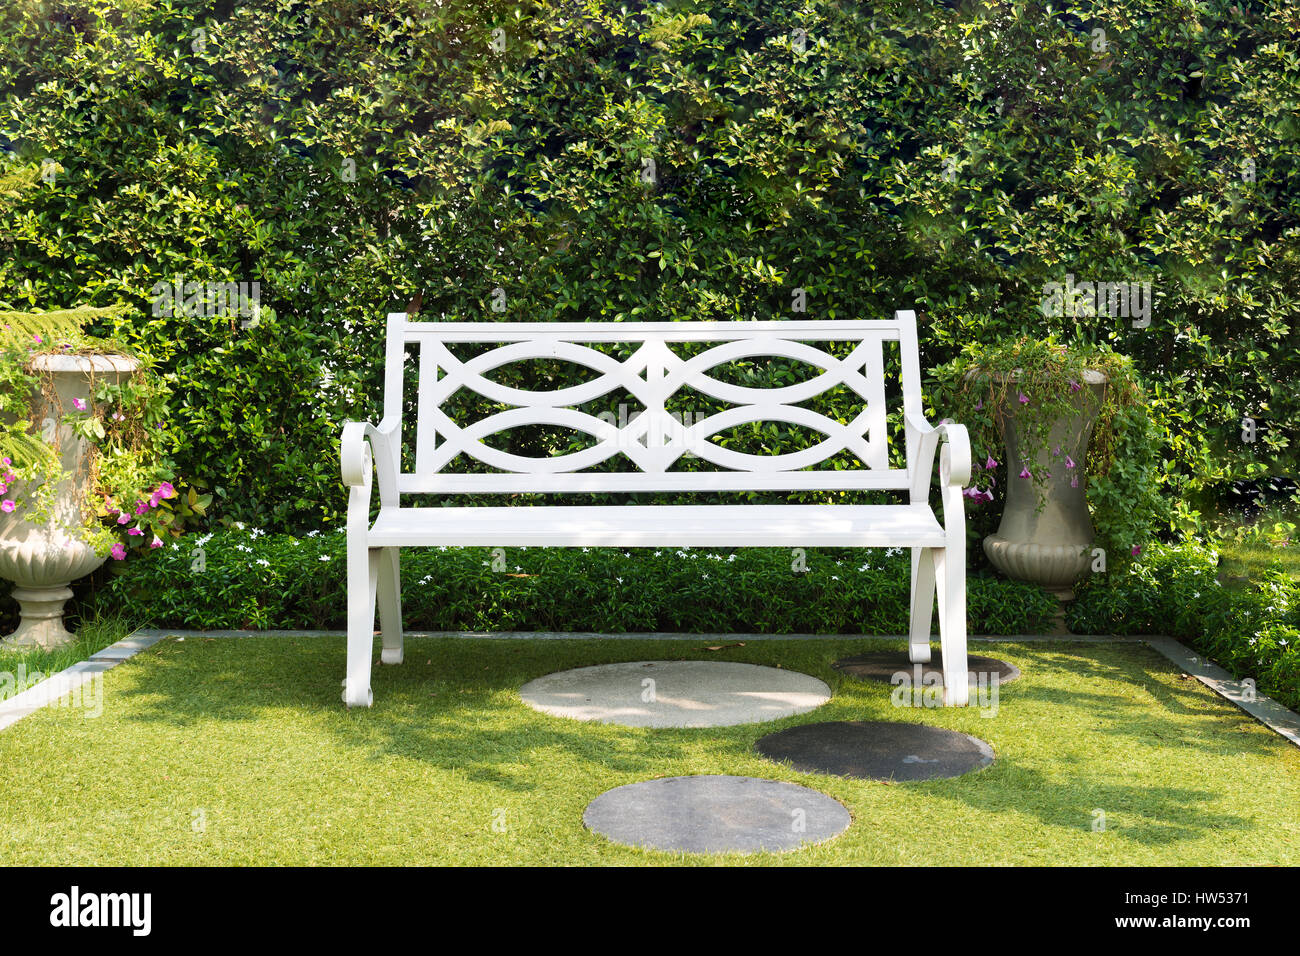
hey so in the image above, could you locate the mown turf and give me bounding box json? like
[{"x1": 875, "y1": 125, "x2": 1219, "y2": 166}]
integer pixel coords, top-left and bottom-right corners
[{"x1": 0, "y1": 635, "x2": 1297, "y2": 865}]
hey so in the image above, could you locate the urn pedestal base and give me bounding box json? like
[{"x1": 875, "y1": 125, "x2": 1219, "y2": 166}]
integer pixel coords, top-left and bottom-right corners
[{"x1": 3, "y1": 584, "x2": 76, "y2": 648}]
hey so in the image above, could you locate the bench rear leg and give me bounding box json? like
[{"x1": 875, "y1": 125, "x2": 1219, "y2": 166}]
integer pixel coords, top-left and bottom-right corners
[
  {"x1": 908, "y1": 547, "x2": 935, "y2": 664},
  {"x1": 934, "y1": 544, "x2": 969, "y2": 706},
  {"x1": 343, "y1": 546, "x2": 379, "y2": 708},
  {"x1": 377, "y1": 547, "x2": 403, "y2": 665}
]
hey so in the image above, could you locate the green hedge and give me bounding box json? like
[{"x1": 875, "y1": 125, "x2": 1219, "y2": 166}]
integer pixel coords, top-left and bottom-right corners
[
  {"x1": 95, "y1": 527, "x2": 1059, "y2": 636},
  {"x1": 1068, "y1": 540, "x2": 1300, "y2": 711},
  {"x1": 1, "y1": 1, "x2": 1297, "y2": 539}
]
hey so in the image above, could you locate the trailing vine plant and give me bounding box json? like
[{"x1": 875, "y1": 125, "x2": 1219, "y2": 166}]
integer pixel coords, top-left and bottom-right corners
[
  {"x1": 0, "y1": 305, "x2": 209, "y2": 559},
  {"x1": 931, "y1": 336, "x2": 1170, "y2": 557}
]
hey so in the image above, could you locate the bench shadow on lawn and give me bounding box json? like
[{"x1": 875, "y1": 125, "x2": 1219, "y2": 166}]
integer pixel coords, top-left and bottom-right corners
[
  {"x1": 115, "y1": 638, "x2": 1277, "y2": 847},
  {"x1": 115, "y1": 638, "x2": 714, "y2": 794}
]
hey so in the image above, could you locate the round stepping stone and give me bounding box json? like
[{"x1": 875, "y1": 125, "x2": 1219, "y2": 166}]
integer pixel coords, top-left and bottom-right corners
[
  {"x1": 755, "y1": 720, "x2": 995, "y2": 781},
  {"x1": 583, "y1": 775, "x2": 850, "y2": 853},
  {"x1": 833, "y1": 651, "x2": 1020, "y2": 686},
  {"x1": 519, "y1": 660, "x2": 830, "y2": 728}
]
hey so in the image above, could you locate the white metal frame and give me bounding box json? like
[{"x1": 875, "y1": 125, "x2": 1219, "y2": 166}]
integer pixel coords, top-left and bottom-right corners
[{"x1": 339, "y1": 310, "x2": 971, "y2": 707}]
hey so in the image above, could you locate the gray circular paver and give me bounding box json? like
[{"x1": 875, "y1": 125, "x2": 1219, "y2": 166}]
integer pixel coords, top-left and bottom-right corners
[
  {"x1": 755, "y1": 720, "x2": 995, "y2": 781},
  {"x1": 583, "y1": 775, "x2": 851, "y2": 853},
  {"x1": 519, "y1": 660, "x2": 830, "y2": 727},
  {"x1": 833, "y1": 651, "x2": 1021, "y2": 686}
]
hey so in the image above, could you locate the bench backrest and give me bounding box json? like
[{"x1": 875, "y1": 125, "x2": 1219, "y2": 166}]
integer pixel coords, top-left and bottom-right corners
[{"x1": 379, "y1": 311, "x2": 927, "y2": 495}]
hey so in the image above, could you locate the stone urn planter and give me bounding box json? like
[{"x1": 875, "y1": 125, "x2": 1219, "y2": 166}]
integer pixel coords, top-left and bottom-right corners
[
  {"x1": 0, "y1": 353, "x2": 139, "y2": 648},
  {"x1": 982, "y1": 370, "x2": 1107, "y2": 600}
]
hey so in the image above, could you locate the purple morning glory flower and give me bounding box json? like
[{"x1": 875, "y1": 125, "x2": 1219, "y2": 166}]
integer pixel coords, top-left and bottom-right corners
[
  {"x1": 1017, "y1": 391, "x2": 1029, "y2": 405},
  {"x1": 974, "y1": 399, "x2": 984, "y2": 411},
  {"x1": 1019, "y1": 467, "x2": 1032, "y2": 480},
  {"x1": 1069, "y1": 380, "x2": 1082, "y2": 393},
  {"x1": 1065, "y1": 456, "x2": 1076, "y2": 469},
  {"x1": 1131, "y1": 545, "x2": 1142, "y2": 557},
  {"x1": 985, "y1": 455, "x2": 997, "y2": 470},
  {"x1": 1070, "y1": 476, "x2": 1079, "y2": 488}
]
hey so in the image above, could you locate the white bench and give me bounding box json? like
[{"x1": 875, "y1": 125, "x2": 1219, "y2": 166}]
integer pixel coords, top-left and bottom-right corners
[{"x1": 339, "y1": 311, "x2": 972, "y2": 707}]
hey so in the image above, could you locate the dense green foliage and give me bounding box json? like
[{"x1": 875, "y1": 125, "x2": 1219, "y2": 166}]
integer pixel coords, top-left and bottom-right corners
[
  {"x1": 1069, "y1": 540, "x2": 1300, "y2": 710},
  {"x1": 1, "y1": 0, "x2": 1296, "y2": 535},
  {"x1": 95, "y1": 526, "x2": 1060, "y2": 635}
]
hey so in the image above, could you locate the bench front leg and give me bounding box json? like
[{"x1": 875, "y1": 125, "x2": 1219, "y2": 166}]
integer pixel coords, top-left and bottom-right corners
[
  {"x1": 936, "y1": 437, "x2": 970, "y2": 706},
  {"x1": 344, "y1": 545, "x2": 378, "y2": 708}
]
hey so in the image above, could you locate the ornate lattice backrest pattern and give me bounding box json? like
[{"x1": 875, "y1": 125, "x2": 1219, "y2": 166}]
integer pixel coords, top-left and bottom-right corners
[{"x1": 380, "y1": 314, "x2": 926, "y2": 494}]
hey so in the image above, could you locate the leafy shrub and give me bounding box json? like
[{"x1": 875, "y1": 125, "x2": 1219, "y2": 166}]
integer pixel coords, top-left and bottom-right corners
[
  {"x1": 95, "y1": 527, "x2": 1059, "y2": 636},
  {"x1": 1, "y1": 1, "x2": 1297, "y2": 535},
  {"x1": 1069, "y1": 540, "x2": 1300, "y2": 711}
]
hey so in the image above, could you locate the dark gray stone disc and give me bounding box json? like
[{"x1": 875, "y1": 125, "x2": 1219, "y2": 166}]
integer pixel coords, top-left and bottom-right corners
[
  {"x1": 583, "y1": 775, "x2": 851, "y2": 853},
  {"x1": 833, "y1": 651, "x2": 1020, "y2": 685},
  {"x1": 755, "y1": 721, "x2": 995, "y2": 781}
]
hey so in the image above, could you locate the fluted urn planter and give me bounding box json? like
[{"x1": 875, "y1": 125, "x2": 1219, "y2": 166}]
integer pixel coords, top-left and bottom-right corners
[
  {"x1": 0, "y1": 353, "x2": 139, "y2": 648},
  {"x1": 983, "y1": 370, "x2": 1107, "y2": 600}
]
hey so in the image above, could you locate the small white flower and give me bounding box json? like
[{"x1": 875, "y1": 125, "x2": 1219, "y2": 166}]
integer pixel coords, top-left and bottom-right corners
[
  {"x1": 319, "y1": 555, "x2": 330, "y2": 562},
  {"x1": 256, "y1": 558, "x2": 270, "y2": 567}
]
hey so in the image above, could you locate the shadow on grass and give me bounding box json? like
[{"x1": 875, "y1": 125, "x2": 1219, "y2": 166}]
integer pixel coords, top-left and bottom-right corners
[{"x1": 112, "y1": 635, "x2": 1276, "y2": 844}]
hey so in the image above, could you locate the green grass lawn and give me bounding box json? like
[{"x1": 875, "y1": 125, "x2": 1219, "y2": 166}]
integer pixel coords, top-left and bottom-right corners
[{"x1": 0, "y1": 635, "x2": 1297, "y2": 865}]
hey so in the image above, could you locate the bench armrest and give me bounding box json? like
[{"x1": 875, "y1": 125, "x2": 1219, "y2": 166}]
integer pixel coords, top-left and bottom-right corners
[
  {"x1": 341, "y1": 417, "x2": 399, "y2": 507},
  {"x1": 905, "y1": 410, "x2": 971, "y2": 502}
]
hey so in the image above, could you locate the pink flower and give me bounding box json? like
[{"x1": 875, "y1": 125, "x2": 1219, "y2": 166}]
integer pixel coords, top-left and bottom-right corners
[
  {"x1": 0, "y1": 484, "x2": 6, "y2": 495},
  {"x1": 1017, "y1": 391, "x2": 1029, "y2": 405},
  {"x1": 150, "y1": 536, "x2": 163, "y2": 549},
  {"x1": 158, "y1": 482, "x2": 176, "y2": 499},
  {"x1": 127, "y1": 528, "x2": 143, "y2": 536},
  {"x1": 134, "y1": 500, "x2": 147, "y2": 516},
  {"x1": 1065, "y1": 456, "x2": 1076, "y2": 469},
  {"x1": 1, "y1": 457, "x2": 10, "y2": 466},
  {"x1": 110, "y1": 543, "x2": 126, "y2": 560},
  {"x1": 0, "y1": 500, "x2": 13, "y2": 513},
  {"x1": 117, "y1": 513, "x2": 130, "y2": 525},
  {"x1": 32, "y1": 335, "x2": 42, "y2": 344},
  {"x1": 1019, "y1": 467, "x2": 1032, "y2": 480},
  {"x1": 1131, "y1": 545, "x2": 1142, "y2": 557},
  {"x1": 73, "y1": 398, "x2": 87, "y2": 411},
  {"x1": 980, "y1": 490, "x2": 995, "y2": 503},
  {"x1": 985, "y1": 455, "x2": 997, "y2": 469}
]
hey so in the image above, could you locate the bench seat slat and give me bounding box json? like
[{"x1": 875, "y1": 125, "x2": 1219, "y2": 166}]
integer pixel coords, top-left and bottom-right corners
[{"x1": 365, "y1": 504, "x2": 946, "y2": 548}]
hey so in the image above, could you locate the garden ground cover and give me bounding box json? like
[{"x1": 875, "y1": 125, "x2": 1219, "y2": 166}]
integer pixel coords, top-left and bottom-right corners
[{"x1": 0, "y1": 635, "x2": 1296, "y2": 866}]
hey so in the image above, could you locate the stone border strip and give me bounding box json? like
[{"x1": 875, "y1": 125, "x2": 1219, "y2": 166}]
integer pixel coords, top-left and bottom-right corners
[
  {"x1": 0, "y1": 633, "x2": 165, "y2": 733},
  {"x1": 4, "y1": 629, "x2": 1297, "y2": 750}
]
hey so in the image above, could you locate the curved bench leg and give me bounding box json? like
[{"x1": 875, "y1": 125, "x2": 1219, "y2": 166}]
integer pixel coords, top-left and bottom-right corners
[
  {"x1": 934, "y1": 544, "x2": 969, "y2": 706},
  {"x1": 908, "y1": 547, "x2": 935, "y2": 664},
  {"x1": 343, "y1": 546, "x2": 379, "y2": 708},
  {"x1": 377, "y1": 547, "x2": 404, "y2": 665}
]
